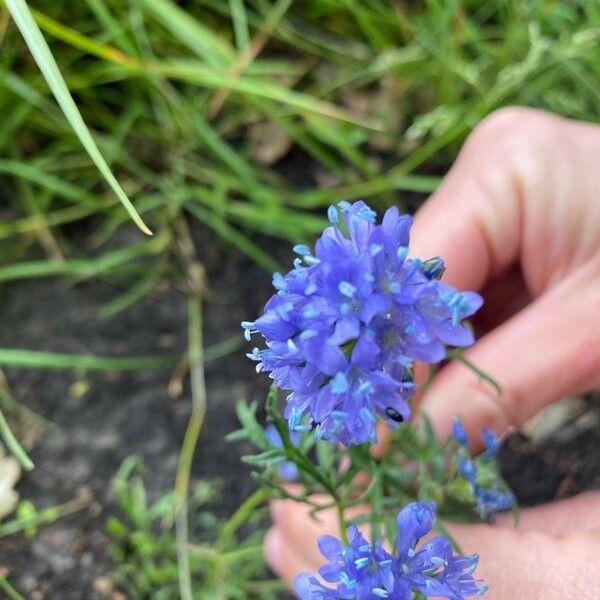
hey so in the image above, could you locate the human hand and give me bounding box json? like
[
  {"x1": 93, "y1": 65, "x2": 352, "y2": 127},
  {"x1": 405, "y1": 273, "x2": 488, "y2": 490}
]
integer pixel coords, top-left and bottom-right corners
[
  {"x1": 266, "y1": 491, "x2": 600, "y2": 599},
  {"x1": 265, "y1": 107, "x2": 600, "y2": 598}
]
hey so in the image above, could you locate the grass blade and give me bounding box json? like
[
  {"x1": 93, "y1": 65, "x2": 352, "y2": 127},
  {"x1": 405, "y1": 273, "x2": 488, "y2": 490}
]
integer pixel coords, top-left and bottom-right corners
[
  {"x1": 175, "y1": 295, "x2": 206, "y2": 600},
  {"x1": 0, "y1": 159, "x2": 101, "y2": 206},
  {"x1": 0, "y1": 349, "x2": 175, "y2": 371},
  {"x1": 0, "y1": 336, "x2": 242, "y2": 372},
  {"x1": 25, "y1": 8, "x2": 380, "y2": 130},
  {"x1": 139, "y1": 0, "x2": 235, "y2": 67},
  {"x1": 0, "y1": 408, "x2": 34, "y2": 470},
  {"x1": 229, "y1": 0, "x2": 249, "y2": 51},
  {"x1": 4, "y1": 0, "x2": 152, "y2": 235},
  {"x1": 0, "y1": 574, "x2": 27, "y2": 600},
  {"x1": 0, "y1": 232, "x2": 170, "y2": 283},
  {"x1": 185, "y1": 202, "x2": 282, "y2": 272},
  {"x1": 98, "y1": 268, "x2": 164, "y2": 318}
]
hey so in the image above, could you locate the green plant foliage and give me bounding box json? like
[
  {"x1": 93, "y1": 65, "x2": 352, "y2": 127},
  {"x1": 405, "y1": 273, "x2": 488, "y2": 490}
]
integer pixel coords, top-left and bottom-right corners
[
  {"x1": 4, "y1": 0, "x2": 151, "y2": 234},
  {"x1": 108, "y1": 457, "x2": 284, "y2": 599},
  {"x1": 0, "y1": 2, "x2": 595, "y2": 596},
  {"x1": 1, "y1": 0, "x2": 597, "y2": 287},
  {"x1": 230, "y1": 386, "x2": 515, "y2": 545}
]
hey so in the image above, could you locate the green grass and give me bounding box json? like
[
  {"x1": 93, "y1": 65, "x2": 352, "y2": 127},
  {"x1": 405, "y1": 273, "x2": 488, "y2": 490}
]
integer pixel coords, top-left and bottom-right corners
[
  {"x1": 107, "y1": 458, "x2": 283, "y2": 599},
  {"x1": 1, "y1": 0, "x2": 598, "y2": 285},
  {"x1": 4, "y1": 0, "x2": 151, "y2": 234}
]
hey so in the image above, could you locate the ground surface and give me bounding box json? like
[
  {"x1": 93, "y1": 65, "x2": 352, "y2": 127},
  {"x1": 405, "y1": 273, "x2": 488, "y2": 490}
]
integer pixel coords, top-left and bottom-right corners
[
  {"x1": 0, "y1": 221, "x2": 598, "y2": 599},
  {"x1": 0, "y1": 222, "x2": 283, "y2": 599}
]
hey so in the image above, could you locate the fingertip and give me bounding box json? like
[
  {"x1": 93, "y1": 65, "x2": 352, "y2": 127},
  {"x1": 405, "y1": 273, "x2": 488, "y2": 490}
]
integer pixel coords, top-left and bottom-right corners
[
  {"x1": 270, "y1": 485, "x2": 307, "y2": 524},
  {"x1": 264, "y1": 527, "x2": 283, "y2": 573},
  {"x1": 419, "y1": 369, "x2": 512, "y2": 451}
]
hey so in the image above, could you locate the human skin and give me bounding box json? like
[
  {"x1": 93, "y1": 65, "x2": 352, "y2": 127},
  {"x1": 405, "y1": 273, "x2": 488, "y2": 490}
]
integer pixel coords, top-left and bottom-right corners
[{"x1": 264, "y1": 107, "x2": 600, "y2": 599}]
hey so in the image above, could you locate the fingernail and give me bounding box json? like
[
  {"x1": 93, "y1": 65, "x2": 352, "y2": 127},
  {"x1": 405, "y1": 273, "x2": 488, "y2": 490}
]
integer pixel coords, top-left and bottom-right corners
[{"x1": 264, "y1": 528, "x2": 283, "y2": 572}]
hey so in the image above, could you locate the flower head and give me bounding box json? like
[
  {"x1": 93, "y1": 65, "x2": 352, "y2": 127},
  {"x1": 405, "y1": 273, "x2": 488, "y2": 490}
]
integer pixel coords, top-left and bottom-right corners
[
  {"x1": 452, "y1": 419, "x2": 469, "y2": 447},
  {"x1": 452, "y1": 419, "x2": 515, "y2": 521},
  {"x1": 294, "y1": 501, "x2": 488, "y2": 600},
  {"x1": 244, "y1": 202, "x2": 483, "y2": 445},
  {"x1": 475, "y1": 488, "x2": 515, "y2": 520},
  {"x1": 481, "y1": 428, "x2": 500, "y2": 462}
]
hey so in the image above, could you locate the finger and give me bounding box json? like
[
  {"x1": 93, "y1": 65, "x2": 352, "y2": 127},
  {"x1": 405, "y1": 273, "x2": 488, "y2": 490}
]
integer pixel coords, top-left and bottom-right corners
[
  {"x1": 266, "y1": 499, "x2": 345, "y2": 589},
  {"x1": 265, "y1": 493, "x2": 600, "y2": 597},
  {"x1": 409, "y1": 108, "x2": 535, "y2": 290},
  {"x1": 265, "y1": 497, "x2": 600, "y2": 598},
  {"x1": 447, "y1": 522, "x2": 600, "y2": 599},
  {"x1": 420, "y1": 264, "x2": 600, "y2": 443},
  {"x1": 408, "y1": 107, "x2": 597, "y2": 292},
  {"x1": 271, "y1": 497, "x2": 352, "y2": 541},
  {"x1": 264, "y1": 526, "x2": 317, "y2": 589},
  {"x1": 270, "y1": 497, "x2": 369, "y2": 563},
  {"x1": 473, "y1": 266, "x2": 531, "y2": 335},
  {"x1": 495, "y1": 491, "x2": 600, "y2": 535}
]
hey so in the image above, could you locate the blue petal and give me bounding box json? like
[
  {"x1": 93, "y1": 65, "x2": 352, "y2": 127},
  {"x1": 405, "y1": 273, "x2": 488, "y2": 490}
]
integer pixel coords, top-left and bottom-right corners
[
  {"x1": 395, "y1": 501, "x2": 436, "y2": 558},
  {"x1": 318, "y1": 534, "x2": 345, "y2": 561}
]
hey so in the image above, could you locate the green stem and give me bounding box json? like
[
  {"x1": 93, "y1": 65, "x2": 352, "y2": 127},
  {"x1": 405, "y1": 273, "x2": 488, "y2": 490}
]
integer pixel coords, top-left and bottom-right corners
[
  {"x1": 0, "y1": 408, "x2": 34, "y2": 470},
  {"x1": 0, "y1": 335, "x2": 240, "y2": 372},
  {"x1": 268, "y1": 393, "x2": 349, "y2": 545},
  {"x1": 175, "y1": 295, "x2": 206, "y2": 600},
  {"x1": 0, "y1": 576, "x2": 26, "y2": 600},
  {"x1": 221, "y1": 544, "x2": 264, "y2": 563},
  {"x1": 269, "y1": 409, "x2": 333, "y2": 493},
  {"x1": 0, "y1": 493, "x2": 90, "y2": 538},
  {"x1": 0, "y1": 373, "x2": 49, "y2": 430},
  {"x1": 217, "y1": 487, "x2": 268, "y2": 550},
  {"x1": 336, "y1": 499, "x2": 349, "y2": 545},
  {"x1": 187, "y1": 543, "x2": 263, "y2": 563}
]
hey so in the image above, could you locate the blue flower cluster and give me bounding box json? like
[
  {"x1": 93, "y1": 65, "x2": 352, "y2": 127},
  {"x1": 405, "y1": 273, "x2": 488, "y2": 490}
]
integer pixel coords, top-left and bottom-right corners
[
  {"x1": 452, "y1": 419, "x2": 515, "y2": 520},
  {"x1": 294, "y1": 501, "x2": 488, "y2": 599},
  {"x1": 243, "y1": 201, "x2": 483, "y2": 446}
]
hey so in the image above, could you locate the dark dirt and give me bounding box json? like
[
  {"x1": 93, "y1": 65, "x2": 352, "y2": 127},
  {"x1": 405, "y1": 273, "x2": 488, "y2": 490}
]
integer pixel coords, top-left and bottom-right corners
[
  {"x1": 0, "y1": 218, "x2": 598, "y2": 599},
  {"x1": 0, "y1": 223, "x2": 284, "y2": 599},
  {"x1": 499, "y1": 398, "x2": 600, "y2": 505}
]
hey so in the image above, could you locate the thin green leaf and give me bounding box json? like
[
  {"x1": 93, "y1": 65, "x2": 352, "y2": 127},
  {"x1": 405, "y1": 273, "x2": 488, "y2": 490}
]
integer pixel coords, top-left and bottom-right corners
[
  {"x1": 139, "y1": 0, "x2": 236, "y2": 67},
  {"x1": 0, "y1": 159, "x2": 102, "y2": 207},
  {"x1": 0, "y1": 349, "x2": 175, "y2": 371},
  {"x1": 0, "y1": 336, "x2": 241, "y2": 371},
  {"x1": 4, "y1": 0, "x2": 151, "y2": 234},
  {"x1": 98, "y1": 268, "x2": 164, "y2": 318},
  {"x1": 0, "y1": 575, "x2": 27, "y2": 600},
  {"x1": 229, "y1": 0, "x2": 249, "y2": 50},
  {"x1": 185, "y1": 202, "x2": 282, "y2": 272},
  {"x1": 446, "y1": 349, "x2": 502, "y2": 395},
  {"x1": 0, "y1": 409, "x2": 34, "y2": 470}
]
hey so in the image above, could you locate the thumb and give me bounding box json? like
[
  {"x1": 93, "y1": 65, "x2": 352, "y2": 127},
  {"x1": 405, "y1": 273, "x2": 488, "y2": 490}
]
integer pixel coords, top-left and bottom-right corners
[
  {"x1": 449, "y1": 526, "x2": 600, "y2": 599},
  {"x1": 447, "y1": 496, "x2": 600, "y2": 600}
]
